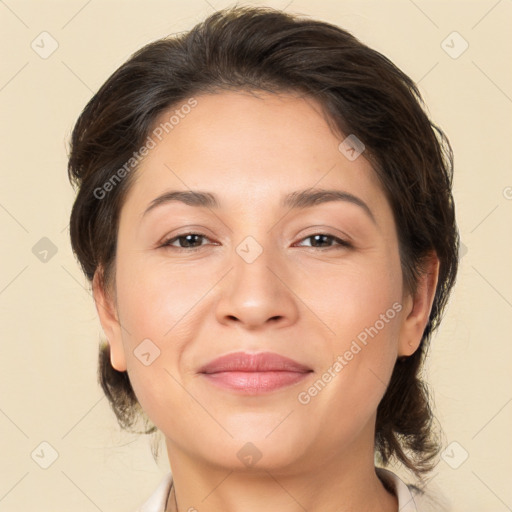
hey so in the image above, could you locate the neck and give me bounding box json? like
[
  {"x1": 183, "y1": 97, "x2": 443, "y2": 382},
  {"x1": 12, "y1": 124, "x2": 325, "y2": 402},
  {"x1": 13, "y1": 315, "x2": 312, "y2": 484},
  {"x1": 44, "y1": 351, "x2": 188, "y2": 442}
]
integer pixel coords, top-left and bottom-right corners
[{"x1": 164, "y1": 436, "x2": 398, "y2": 512}]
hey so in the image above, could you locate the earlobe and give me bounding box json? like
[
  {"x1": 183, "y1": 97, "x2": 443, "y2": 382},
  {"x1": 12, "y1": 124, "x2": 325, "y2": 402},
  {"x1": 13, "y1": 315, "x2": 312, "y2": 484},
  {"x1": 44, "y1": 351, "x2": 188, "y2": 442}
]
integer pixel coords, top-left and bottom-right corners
[
  {"x1": 92, "y1": 268, "x2": 127, "y2": 372},
  {"x1": 398, "y1": 253, "x2": 440, "y2": 357}
]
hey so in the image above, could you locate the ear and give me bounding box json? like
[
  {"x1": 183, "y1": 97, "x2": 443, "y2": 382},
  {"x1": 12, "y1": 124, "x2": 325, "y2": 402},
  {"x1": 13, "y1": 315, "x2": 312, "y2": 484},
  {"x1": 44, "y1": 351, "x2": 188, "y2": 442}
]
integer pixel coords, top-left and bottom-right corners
[
  {"x1": 398, "y1": 252, "x2": 440, "y2": 357},
  {"x1": 92, "y1": 267, "x2": 127, "y2": 371}
]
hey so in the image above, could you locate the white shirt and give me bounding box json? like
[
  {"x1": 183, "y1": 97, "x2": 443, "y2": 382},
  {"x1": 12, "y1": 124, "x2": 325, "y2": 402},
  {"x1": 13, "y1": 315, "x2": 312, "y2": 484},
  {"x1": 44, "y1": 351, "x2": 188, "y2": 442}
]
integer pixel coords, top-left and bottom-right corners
[{"x1": 137, "y1": 468, "x2": 447, "y2": 511}]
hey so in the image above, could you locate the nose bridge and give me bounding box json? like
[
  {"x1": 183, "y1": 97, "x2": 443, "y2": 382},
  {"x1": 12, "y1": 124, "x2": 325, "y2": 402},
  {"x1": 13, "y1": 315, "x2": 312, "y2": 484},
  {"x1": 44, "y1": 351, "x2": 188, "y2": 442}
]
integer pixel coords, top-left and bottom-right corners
[
  {"x1": 234, "y1": 234, "x2": 276, "y2": 292},
  {"x1": 214, "y1": 232, "x2": 299, "y2": 328},
  {"x1": 232, "y1": 233, "x2": 282, "y2": 303}
]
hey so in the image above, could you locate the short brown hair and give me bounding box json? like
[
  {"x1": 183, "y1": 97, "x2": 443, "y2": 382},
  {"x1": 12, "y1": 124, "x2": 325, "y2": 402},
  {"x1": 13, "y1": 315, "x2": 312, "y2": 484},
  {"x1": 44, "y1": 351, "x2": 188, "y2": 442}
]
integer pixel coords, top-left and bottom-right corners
[{"x1": 68, "y1": 5, "x2": 458, "y2": 479}]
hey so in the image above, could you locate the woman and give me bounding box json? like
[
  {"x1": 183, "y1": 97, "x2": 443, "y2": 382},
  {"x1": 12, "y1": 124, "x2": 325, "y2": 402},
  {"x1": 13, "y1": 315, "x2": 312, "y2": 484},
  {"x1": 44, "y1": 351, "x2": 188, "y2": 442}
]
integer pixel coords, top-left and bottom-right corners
[{"x1": 67, "y1": 6, "x2": 458, "y2": 511}]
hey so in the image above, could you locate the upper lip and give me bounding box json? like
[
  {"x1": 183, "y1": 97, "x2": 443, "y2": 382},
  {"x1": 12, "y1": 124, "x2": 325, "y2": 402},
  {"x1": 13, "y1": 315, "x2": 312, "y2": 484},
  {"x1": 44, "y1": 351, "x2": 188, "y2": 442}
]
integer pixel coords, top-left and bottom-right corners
[{"x1": 198, "y1": 351, "x2": 312, "y2": 374}]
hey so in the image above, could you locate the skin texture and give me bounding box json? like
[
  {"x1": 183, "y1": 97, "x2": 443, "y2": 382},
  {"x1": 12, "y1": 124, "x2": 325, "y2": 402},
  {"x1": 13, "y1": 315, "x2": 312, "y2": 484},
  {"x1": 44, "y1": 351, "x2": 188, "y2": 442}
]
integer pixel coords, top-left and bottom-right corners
[{"x1": 93, "y1": 91, "x2": 439, "y2": 512}]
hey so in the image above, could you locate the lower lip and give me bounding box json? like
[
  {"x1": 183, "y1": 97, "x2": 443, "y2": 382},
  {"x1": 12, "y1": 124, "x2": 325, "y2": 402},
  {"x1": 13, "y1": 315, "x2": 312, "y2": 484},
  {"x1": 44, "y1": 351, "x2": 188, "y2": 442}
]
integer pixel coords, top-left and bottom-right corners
[{"x1": 201, "y1": 371, "x2": 310, "y2": 394}]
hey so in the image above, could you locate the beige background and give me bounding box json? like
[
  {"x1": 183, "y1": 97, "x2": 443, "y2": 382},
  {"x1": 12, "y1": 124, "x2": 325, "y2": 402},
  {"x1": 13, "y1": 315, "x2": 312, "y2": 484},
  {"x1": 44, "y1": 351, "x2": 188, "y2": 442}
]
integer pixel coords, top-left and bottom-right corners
[{"x1": 1, "y1": 0, "x2": 511, "y2": 510}]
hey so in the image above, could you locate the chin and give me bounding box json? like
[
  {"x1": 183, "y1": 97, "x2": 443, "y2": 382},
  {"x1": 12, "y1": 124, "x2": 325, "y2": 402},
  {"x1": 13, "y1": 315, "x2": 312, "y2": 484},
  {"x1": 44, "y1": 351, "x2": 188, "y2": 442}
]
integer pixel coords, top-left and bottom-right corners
[{"x1": 191, "y1": 426, "x2": 309, "y2": 473}]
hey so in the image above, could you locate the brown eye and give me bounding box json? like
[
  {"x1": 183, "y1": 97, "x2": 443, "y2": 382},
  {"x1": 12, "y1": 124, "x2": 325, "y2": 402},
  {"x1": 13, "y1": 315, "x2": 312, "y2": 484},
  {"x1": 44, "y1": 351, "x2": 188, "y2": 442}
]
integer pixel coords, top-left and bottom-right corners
[
  {"x1": 296, "y1": 234, "x2": 351, "y2": 249},
  {"x1": 161, "y1": 233, "x2": 211, "y2": 249}
]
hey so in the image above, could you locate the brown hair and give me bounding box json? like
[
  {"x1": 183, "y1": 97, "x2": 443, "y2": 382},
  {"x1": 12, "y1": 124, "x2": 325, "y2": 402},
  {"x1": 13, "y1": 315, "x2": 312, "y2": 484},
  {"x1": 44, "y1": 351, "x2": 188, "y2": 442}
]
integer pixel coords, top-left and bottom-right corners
[{"x1": 67, "y1": 5, "x2": 458, "y2": 479}]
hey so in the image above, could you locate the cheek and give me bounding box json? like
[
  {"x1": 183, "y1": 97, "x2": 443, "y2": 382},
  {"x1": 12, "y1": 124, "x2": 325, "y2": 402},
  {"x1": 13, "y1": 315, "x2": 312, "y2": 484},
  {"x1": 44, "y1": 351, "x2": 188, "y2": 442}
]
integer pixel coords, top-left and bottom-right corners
[
  {"x1": 113, "y1": 254, "x2": 217, "y2": 430},
  {"x1": 115, "y1": 254, "x2": 207, "y2": 345},
  {"x1": 294, "y1": 252, "x2": 403, "y2": 413},
  {"x1": 293, "y1": 251, "x2": 403, "y2": 345}
]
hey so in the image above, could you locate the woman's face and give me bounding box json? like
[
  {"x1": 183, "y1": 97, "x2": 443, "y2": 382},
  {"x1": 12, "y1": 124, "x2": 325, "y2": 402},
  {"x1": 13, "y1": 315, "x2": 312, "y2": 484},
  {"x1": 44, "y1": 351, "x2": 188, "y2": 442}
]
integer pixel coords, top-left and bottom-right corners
[{"x1": 96, "y1": 90, "x2": 422, "y2": 472}]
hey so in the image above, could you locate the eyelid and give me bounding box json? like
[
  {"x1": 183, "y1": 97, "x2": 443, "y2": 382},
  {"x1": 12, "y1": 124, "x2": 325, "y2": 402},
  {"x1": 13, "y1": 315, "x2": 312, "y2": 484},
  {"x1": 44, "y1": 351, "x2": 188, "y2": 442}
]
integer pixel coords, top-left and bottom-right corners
[
  {"x1": 157, "y1": 223, "x2": 218, "y2": 245},
  {"x1": 159, "y1": 231, "x2": 215, "y2": 249},
  {"x1": 157, "y1": 220, "x2": 355, "y2": 248},
  {"x1": 292, "y1": 225, "x2": 353, "y2": 245},
  {"x1": 293, "y1": 233, "x2": 352, "y2": 249},
  {"x1": 159, "y1": 230, "x2": 352, "y2": 251}
]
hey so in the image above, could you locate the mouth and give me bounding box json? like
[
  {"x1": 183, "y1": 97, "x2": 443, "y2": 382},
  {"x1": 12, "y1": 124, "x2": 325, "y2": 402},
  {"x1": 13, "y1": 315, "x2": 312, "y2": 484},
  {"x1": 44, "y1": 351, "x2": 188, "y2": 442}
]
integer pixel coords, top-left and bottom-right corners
[{"x1": 198, "y1": 351, "x2": 313, "y2": 394}]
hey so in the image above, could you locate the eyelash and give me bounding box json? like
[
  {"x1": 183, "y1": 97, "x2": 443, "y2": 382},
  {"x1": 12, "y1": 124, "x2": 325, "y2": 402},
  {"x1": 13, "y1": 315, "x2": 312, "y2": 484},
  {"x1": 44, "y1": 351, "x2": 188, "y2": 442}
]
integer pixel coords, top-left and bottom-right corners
[{"x1": 159, "y1": 232, "x2": 352, "y2": 251}]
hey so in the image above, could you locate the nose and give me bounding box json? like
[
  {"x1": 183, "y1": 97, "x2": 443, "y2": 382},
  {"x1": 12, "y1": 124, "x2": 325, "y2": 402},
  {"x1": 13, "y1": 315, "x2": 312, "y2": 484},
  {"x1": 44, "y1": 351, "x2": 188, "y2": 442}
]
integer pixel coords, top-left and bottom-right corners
[{"x1": 214, "y1": 241, "x2": 299, "y2": 331}]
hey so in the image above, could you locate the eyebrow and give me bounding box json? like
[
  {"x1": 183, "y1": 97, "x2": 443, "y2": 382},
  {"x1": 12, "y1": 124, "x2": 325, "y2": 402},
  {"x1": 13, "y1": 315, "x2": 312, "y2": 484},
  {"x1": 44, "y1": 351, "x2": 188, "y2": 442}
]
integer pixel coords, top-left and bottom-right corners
[{"x1": 141, "y1": 188, "x2": 376, "y2": 224}]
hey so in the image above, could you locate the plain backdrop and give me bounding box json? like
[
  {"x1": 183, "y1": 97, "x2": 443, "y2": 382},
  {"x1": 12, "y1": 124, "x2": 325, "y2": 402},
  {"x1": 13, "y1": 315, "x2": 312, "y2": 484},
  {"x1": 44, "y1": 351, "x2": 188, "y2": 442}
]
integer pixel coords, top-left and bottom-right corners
[{"x1": 1, "y1": 0, "x2": 511, "y2": 510}]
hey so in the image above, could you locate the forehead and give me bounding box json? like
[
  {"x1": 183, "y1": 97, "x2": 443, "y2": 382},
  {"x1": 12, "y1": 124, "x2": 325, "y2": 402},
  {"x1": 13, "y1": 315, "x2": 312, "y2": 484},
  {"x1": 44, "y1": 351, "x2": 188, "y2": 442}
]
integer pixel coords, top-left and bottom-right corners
[{"x1": 121, "y1": 90, "x2": 387, "y2": 218}]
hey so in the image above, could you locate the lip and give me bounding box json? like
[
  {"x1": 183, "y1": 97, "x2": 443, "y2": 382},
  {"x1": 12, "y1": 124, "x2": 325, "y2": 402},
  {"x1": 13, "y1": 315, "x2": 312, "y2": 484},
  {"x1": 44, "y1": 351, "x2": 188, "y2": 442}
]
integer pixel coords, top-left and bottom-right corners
[{"x1": 198, "y1": 352, "x2": 313, "y2": 394}]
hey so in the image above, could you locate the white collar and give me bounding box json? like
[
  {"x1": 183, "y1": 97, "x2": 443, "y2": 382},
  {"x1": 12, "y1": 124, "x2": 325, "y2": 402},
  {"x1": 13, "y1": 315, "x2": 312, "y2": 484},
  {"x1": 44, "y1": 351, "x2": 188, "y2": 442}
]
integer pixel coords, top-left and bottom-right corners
[
  {"x1": 138, "y1": 468, "x2": 419, "y2": 512},
  {"x1": 376, "y1": 468, "x2": 419, "y2": 511}
]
